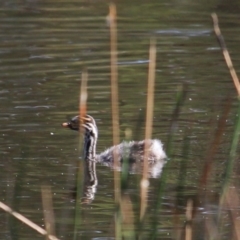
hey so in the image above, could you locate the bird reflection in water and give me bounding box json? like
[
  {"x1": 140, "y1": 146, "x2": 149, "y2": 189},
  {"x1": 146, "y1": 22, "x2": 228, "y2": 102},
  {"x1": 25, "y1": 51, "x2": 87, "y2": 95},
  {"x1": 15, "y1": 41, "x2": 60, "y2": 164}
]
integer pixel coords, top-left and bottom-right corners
[{"x1": 69, "y1": 160, "x2": 98, "y2": 204}]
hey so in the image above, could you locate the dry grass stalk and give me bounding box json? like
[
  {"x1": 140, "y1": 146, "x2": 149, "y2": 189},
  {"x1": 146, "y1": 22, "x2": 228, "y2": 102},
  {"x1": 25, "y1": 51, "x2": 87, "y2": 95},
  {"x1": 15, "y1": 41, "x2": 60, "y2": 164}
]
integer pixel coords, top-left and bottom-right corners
[
  {"x1": 140, "y1": 38, "x2": 157, "y2": 220},
  {"x1": 77, "y1": 70, "x2": 88, "y2": 165},
  {"x1": 41, "y1": 185, "x2": 56, "y2": 239},
  {"x1": 76, "y1": 69, "x2": 88, "y2": 185},
  {"x1": 211, "y1": 13, "x2": 240, "y2": 96},
  {"x1": 73, "y1": 69, "x2": 88, "y2": 239},
  {"x1": 79, "y1": 69, "x2": 88, "y2": 121},
  {"x1": 0, "y1": 201, "x2": 60, "y2": 240},
  {"x1": 109, "y1": 3, "x2": 120, "y2": 202},
  {"x1": 225, "y1": 187, "x2": 240, "y2": 240},
  {"x1": 204, "y1": 215, "x2": 218, "y2": 240},
  {"x1": 120, "y1": 195, "x2": 135, "y2": 237},
  {"x1": 185, "y1": 199, "x2": 193, "y2": 240},
  {"x1": 109, "y1": 4, "x2": 121, "y2": 239}
]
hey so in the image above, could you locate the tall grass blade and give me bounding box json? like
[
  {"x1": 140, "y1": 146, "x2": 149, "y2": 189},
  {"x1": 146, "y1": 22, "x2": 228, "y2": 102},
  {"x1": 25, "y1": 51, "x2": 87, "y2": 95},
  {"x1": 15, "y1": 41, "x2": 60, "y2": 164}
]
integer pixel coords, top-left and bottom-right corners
[
  {"x1": 199, "y1": 98, "x2": 231, "y2": 189},
  {"x1": 120, "y1": 128, "x2": 136, "y2": 238},
  {"x1": 73, "y1": 69, "x2": 88, "y2": 240},
  {"x1": 174, "y1": 126, "x2": 191, "y2": 240},
  {"x1": 149, "y1": 85, "x2": 187, "y2": 239},
  {"x1": 220, "y1": 100, "x2": 240, "y2": 203},
  {"x1": 212, "y1": 13, "x2": 240, "y2": 239}
]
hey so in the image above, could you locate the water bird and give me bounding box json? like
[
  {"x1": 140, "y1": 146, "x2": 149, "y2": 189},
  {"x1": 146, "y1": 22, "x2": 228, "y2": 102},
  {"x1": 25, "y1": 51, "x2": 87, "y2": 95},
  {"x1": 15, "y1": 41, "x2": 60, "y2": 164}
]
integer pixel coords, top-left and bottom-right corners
[{"x1": 62, "y1": 115, "x2": 167, "y2": 177}]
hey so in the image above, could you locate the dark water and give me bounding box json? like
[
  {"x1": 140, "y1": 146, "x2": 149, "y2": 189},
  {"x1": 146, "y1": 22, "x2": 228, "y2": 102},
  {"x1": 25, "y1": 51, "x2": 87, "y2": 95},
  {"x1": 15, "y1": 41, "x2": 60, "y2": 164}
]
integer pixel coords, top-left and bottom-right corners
[{"x1": 1, "y1": 0, "x2": 240, "y2": 239}]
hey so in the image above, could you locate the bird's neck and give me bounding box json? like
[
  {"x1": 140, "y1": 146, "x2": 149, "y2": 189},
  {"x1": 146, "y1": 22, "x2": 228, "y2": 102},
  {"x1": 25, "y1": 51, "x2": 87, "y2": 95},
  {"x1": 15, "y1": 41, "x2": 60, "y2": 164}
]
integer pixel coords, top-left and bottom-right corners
[{"x1": 83, "y1": 132, "x2": 97, "y2": 161}]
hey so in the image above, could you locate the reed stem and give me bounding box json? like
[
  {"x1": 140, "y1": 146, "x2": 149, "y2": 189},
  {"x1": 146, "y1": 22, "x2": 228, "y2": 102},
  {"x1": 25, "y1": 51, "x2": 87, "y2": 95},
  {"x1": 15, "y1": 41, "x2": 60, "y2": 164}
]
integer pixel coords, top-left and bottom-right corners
[
  {"x1": 0, "y1": 201, "x2": 60, "y2": 240},
  {"x1": 109, "y1": 3, "x2": 121, "y2": 239},
  {"x1": 211, "y1": 12, "x2": 240, "y2": 237},
  {"x1": 140, "y1": 38, "x2": 156, "y2": 221},
  {"x1": 73, "y1": 69, "x2": 88, "y2": 240},
  {"x1": 212, "y1": 13, "x2": 240, "y2": 96},
  {"x1": 41, "y1": 185, "x2": 56, "y2": 239},
  {"x1": 109, "y1": 2, "x2": 120, "y2": 202},
  {"x1": 185, "y1": 199, "x2": 193, "y2": 240}
]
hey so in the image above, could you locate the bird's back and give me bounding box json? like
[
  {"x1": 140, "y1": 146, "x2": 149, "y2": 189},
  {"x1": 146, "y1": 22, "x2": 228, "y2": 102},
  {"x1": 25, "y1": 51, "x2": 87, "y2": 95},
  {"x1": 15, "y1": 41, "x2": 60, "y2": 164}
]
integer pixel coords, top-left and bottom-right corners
[{"x1": 97, "y1": 139, "x2": 166, "y2": 164}]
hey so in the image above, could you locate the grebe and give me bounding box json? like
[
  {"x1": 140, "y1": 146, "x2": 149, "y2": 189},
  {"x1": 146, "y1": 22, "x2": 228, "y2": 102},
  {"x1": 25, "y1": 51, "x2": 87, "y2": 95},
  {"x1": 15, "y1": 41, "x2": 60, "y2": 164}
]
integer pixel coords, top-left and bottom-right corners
[{"x1": 62, "y1": 115, "x2": 167, "y2": 177}]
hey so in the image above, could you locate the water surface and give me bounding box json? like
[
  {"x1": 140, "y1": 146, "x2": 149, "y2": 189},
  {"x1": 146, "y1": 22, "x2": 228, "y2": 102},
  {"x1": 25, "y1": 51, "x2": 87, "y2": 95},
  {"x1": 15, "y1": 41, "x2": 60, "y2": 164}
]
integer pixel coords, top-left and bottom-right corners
[{"x1": 1, "y1": 0, "x2": 240, "y2": 239}]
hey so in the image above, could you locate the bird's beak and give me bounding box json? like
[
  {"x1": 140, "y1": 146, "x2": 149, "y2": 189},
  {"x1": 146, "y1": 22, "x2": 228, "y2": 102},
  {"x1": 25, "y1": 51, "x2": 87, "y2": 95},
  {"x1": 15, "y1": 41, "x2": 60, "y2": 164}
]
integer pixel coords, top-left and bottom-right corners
[{"x1": 62, "y1": 122, "x2": 70, "y2": 128}]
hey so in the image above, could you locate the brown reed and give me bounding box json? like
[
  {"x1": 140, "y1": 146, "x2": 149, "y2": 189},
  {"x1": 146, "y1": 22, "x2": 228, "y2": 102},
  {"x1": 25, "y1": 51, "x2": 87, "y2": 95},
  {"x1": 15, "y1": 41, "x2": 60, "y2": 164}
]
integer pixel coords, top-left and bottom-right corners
[
  {"x1": 140, "y1": 38, "x2": 157, "y2": 220},
  {"x1": 73, "y1": 69, "x2": 88, "y2": 240},
  {"x1": 41, "y1": 185, "x2": 56, "y2": 239},
  {"x1": 79, "y1": 69, "x2": 88, "y2": 120},
  {"x1": 211, "y1": 12, "x2": 240, "y2": 202},
  {"x1": 225, "y1": 187, "x2": 240, "y2": 239},
  {"x1": 109, "y1": 3, "x2": 120, "y2": 201},
  {"x1": 76, "y1": 69, "x2": 88, "y2": 190},
  {"x1": 199, "y1": 98, "x2": 231, "y2": 189},
  {"x1": 109, "y1": 3, "x2": 121, "y2": 239},
  {"x1": 185, "y1": 199, "x2": 193, "y2": 240},
  {"x1": 0, "y1": 201, "x2": 60, "y2": 240},
  {"x1": 207, "y1": 13, "x2": 240, "y2": 239},
  {"x1": 120, "y1": 195, "x2": 136, "y2": 238},
  {"x1": 211, "y1": 13, "x2": 240, "y2": 96}
]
